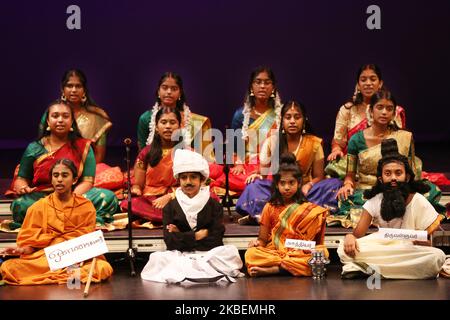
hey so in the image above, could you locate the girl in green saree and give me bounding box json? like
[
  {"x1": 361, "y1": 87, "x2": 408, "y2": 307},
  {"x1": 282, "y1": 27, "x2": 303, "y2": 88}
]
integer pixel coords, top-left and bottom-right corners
[
  {"x1": 137, "y1": 72, "x2": 213, "y2": 161},
  {"x1": 333, "y1": 89, "x2": 444, "y2": 228},
  {"x1": 9, "y1": 101, "x2": 119, "y2": 230},
  {"x1": 326, "y1": 64, "x2": 406, "y2": 179}
]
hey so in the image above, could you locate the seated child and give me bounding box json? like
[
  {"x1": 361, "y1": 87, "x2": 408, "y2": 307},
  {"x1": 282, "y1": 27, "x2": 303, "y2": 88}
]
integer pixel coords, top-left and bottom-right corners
[
  {"x1": 141, "y1": 149, "x2": 243, "y2": 284},
  {"x1": 338, "y1": 139, "x2": 446, "y2": 279},
  {"x1": 0, "y1": 158, "x2": 112, "y2": 285},
  {"x1": 120, "y1": 107, "x2": 182, "y2": 224},
  {"x1": 245, "y1": 153, "x2": 329, "y2": 277}
]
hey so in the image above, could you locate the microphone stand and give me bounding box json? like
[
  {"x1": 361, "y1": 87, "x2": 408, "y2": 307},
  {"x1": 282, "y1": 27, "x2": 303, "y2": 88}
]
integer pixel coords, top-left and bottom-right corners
[
  {"x1": 221, "y1": 126, "x2": 234, "y2": 221},
  {"x1": 123, "y1": 138, "x2": 136, "y2": 276}
]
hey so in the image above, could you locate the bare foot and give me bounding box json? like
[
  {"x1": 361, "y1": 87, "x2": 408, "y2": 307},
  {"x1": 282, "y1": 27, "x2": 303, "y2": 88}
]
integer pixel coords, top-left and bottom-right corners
[{"x1": 248, "y1": 266, "x2": 280, "y2": 277}]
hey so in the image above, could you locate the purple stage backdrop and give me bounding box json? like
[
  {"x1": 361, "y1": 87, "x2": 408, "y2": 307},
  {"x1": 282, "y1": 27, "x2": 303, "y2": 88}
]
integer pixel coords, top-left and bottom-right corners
[{"x1": 1, "y1": 0, "x2": 449, "y2": 151}]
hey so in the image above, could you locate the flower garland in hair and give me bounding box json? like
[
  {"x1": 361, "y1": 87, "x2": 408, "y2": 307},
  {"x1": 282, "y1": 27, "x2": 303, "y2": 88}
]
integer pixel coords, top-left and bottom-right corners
[
  {"x1": 241, "y1": 96, "x2": 252, "y2": 140},
  {"x1": 182, "y1": 104, "x2": 192, "y2": 146},
  {"x1": 273, "y1": 92, "x2": 282, "y2": 129},
  {"x1": 365, "y1": 104, "x2": 373, "y2": 126},
  {"x1": 146, "y1": 103, "x2": 160, "y2": 145},
  {"x1": 241, "y1": 92, "x2": 283, "y2": 140},
  {"x1": 146, "y1": 103, "x2": 192, "y2": 145}
]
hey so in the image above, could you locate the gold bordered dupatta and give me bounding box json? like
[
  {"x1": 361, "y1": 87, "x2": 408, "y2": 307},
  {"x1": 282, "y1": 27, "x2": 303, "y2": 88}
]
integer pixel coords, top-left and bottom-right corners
[
  {"x1": 271, "y1": 202, "x2": 328, "y2": 251},
  {"x1": 357, "y1": 130, "x2": 414, "y2": 189},
  {"x1": 247, "y1": 108, "x2": 277, "y2": 157}
]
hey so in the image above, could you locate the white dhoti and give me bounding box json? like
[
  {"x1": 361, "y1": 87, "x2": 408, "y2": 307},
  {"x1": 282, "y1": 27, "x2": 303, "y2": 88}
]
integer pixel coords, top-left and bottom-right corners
[
  {"x1": 141, "y1": 245, "x2": 244, "y2": 284},
  {"x1": 337, "y1": 233, "x2": 446, "y2": 279}
]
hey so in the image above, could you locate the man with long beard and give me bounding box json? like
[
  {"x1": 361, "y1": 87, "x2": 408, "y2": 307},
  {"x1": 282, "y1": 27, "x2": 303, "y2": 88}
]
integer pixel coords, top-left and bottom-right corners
[{"x1": 337, "y1": 138, "x2": 446, "y2": 279}]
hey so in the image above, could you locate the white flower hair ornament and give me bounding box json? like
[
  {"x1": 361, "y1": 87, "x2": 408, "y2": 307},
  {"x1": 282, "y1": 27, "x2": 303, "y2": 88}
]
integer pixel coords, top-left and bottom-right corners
[
  {"x1": 241, "y1": 91, "x2": 282, "y2": 140},
  {"x1": 146, "y1": 103, "x2": 192, "y2": 145}
]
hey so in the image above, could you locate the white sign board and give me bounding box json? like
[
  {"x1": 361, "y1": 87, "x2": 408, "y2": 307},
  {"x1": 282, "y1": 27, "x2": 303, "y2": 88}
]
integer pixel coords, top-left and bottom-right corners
[
  {"x1": 44, "y1": 230, "x2": 108, "y2": 271},
  {"x1": 375, "y1": 228, "x2": 427, "y2": 241},
  {"x1": 285, "y1": 239, "x2": 316, "y2": 250}
]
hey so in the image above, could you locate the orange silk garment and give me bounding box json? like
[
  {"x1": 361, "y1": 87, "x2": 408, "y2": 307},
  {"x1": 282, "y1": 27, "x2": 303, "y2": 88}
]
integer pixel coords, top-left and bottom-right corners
[
  {"x1": 1, "y1": 193, "x2": 112, "y2": 285},
  {"x1": 245, "y1": 202, "x2": 328, "y2": 276}
]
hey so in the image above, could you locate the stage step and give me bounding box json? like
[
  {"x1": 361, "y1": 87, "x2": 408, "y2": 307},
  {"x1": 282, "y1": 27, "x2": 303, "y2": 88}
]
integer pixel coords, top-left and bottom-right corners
[
  {"x1": 0, "y1": 194, "x2": 449, "y2": 252},
  {"x1": 0, "y1": 195, "x2": 448, "y2": 216}
]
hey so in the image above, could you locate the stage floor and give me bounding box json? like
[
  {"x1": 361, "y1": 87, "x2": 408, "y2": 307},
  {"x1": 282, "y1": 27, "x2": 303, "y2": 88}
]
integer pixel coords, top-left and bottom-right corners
[{"x1": 0, "y1": 262, "x2": 449, "y2": 300}]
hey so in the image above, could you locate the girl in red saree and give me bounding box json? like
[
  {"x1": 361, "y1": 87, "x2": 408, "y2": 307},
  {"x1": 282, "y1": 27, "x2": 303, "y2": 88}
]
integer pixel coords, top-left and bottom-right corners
[
  {"x1": 37, "y1": 69, "x2": 123, "y2": 191},
  {"x1": 120, "y1": 107, "x2": 183, "y2": 224},
  {"x1": 9, "y1": 101, "x2": 118, "y2": 230}
]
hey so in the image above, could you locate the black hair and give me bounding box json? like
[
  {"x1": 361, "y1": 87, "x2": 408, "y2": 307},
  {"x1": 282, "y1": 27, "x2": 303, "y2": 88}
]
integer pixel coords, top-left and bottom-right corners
[
  {"x1": 146, "y1": 107, "x2": 183, "y2": 167},
  {"x1": 61, "y1": 69, "x2": 97, "y2": 107},
  {"x1": 368, "y1": 87, "x2": 400, "y2": 130},
  {"x1": 49, "y1": 158, "x2": 79, "y2": 189},
  {"x1": 246, "y1": 66, "x2": 277, "y2": 109},
  {"x1": 277, "y1": 100, "x2": 314, "y2": 156},
  {"x1": 353, "y1": 64, "x2": 383, "y2": 106},
  {"x1": 155, "y1": 72, "x2": 186, "y2": 111},
  {"x1": 364, "y1": 138, "x2": 429, "y2": 199},
  {"x1": 37, "y1": 100, "x2": 83, "y2": 156},
  {"x1": 38, "y1": 100, "x2": 82, "y2": 140},
  {"x1": 269, "y1": 153, "x2": 306, "y2": 206}
]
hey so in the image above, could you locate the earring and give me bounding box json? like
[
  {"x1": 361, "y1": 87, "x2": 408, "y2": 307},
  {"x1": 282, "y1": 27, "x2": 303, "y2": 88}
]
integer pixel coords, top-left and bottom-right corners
[
  {"x1": 61, "y1": 94, "x2": 67, "y2": 102},
  {"x1": 302, "y1": 128, "x2": 306, "y2": 134},
  {"x1": 46, "y1": 126, "x2": 51, "y2": 131},
  {"x1": 250, "y1": 90, "x2": 255, "y2": 97},
  {"x1": 178, "y1": 96, "x2": 181, "y2": 101},
  {"x1": 270, "y1": 91, "x2": 275, "y2": 98},
  {"x1": 69, "y1": 127, "x2": 74, "y2": 132},
  {"x1": 81, "y1": 95, "x2": 87, "y2": 103},
  {"x1": 281, "y1": 128, "x2": 285, "y2": 134}
]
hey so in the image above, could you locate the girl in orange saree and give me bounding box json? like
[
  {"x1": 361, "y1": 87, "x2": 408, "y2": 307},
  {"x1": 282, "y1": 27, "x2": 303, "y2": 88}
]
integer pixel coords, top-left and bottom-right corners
[
  {"x1": 245, "y1": 153, "x2": 328, "y2": 277},
  {"x1": 236, "y1": 100, "x2": 330, "y2": 223},
  {"x1": 0, "y1": 159, "x2": 113, "y2": 285}
]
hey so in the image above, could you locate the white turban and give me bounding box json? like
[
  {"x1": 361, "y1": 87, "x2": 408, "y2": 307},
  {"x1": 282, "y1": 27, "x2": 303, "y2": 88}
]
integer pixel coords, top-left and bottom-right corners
[{"x1": 173, "y1": 149, "x2": 209, "y2": 179}]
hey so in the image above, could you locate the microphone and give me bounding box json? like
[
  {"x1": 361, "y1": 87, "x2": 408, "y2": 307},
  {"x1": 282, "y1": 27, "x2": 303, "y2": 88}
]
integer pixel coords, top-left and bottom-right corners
[{"x1": 124, "y1": 138, "x2": 132, "y2": 145}]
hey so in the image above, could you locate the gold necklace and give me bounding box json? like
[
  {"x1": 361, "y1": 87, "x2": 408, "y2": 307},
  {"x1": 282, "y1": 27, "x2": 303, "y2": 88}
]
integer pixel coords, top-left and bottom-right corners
[
  {"x1": 45, "y1": 137, "x2": 53, "y2": 152},
  {"x1": 46, "y1": 137, "x2": 64, "y2": 153},
  {"x1": 293, "y1": 135, "x2": 303, "y2": 154},
  {"x1": 253, "y1": 107, "x2": 267, "y2": 117}
]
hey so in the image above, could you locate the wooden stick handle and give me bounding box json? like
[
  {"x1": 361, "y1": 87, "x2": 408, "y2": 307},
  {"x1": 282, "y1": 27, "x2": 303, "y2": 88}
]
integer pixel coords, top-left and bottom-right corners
[{"x1": 83, "y1": 257, "x2": 97, "y2": 298}]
